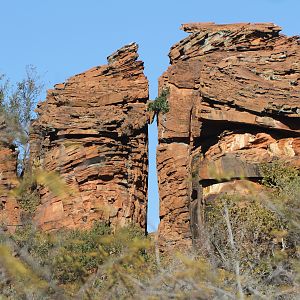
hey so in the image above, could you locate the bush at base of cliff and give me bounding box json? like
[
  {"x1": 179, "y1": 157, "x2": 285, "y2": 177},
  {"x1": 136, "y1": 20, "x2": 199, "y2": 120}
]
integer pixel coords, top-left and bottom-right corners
[
  {"x1": 202, "y1": 161, "x2": 300, "y2": 297},
  {"x1": 13, "y1": 172, "x2": 40, "y2": 215},
  {"x1": 205, "y1": 195, "x2": 289, "y2": 278},
  {"x1": 1, "y1": 161, "x2": 299, "y2": 299},
  {"x1": 1, "y1": 218, "x2": 299, "y2": 299},
  {"x1": 260, "y1": 161, "x2": 300, "y2": 231},
  {"x1": 12, "y1": 222, "x2": 111, "y2": 283},
  {"x1": 11, "y1": 169, "x2": 75, "y2": 224},
  {"x1": 8, "y1": 222, "x2": 154, "y2": 295}
]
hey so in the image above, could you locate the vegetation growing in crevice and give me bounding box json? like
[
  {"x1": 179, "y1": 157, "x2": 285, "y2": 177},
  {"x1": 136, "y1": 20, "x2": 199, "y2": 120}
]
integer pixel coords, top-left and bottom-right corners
[{"x1": 148, "y1": 87, "x2": 170, "y2": 116}]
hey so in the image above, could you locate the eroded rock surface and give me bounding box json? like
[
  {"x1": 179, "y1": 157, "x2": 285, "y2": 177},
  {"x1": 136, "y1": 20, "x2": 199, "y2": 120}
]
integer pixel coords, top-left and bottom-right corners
[
  {"x1": 0, "y1": 116, "x2": 20, "y2": 230},
  {"x1": 30, "y1": 43, "x2": 149, "y2": 232},
  {"x1": 157, "y1": 23, "x2": 300, "y2": 248}
]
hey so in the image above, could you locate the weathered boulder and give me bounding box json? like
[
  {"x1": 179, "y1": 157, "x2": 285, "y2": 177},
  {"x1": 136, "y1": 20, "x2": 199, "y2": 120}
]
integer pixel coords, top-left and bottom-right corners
[
  {"x1": 30, "y1": 43, "x2": 149, "y2": 232},
  {"x1": 0, "y1": 115, "x2": 20, "y2": 231},
  {"x1": 157, "y1": 23, "x2": 300, "y2": 248}
]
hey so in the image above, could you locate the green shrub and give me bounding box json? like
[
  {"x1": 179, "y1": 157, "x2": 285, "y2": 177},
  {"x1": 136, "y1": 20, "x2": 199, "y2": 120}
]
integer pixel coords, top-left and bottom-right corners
[
  {"x1": 260, "y1": 160, "x2": 300, "y2": 194},
  {"x1": 0, "y1": 67, "x2": 43, "y2": 173},
  {"x1": 12, "y1": 169, "x2": 74, "y2": 216},
  {"x1": 13, "y1": 222, "x2": 111, "y2": 283},
  {"x1": 11, "y1": 222, "x2": 153, "y2": 295},
  {"x1": 3, "y1": 161, "x2": 299, "y2": 299},
  {"x1": 203, "y1": 161, "x2": 300, "y2": 296},
  {"x1": 52, "y1": 223, "x2": 112, "y2": 283},
  {"x1": 148, "y1": 87, "x2": 170, "y2": 115},
  {"x1": 13, "y1": 172, "x2": 40, "y2": 214},
  {"x1": 260, "y1": 161, "x2": 300, "y2": 231}
]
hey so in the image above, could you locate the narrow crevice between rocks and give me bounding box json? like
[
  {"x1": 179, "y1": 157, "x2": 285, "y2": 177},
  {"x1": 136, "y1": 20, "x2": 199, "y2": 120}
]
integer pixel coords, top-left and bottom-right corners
[{"x1": 146, "y1": 117, "x2": 160, "y2": 233}]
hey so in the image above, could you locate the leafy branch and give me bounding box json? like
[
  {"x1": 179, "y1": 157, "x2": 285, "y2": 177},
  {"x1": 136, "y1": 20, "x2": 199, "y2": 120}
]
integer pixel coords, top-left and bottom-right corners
[
  {"x1": 0, "y1": 66, "x2": 43, "y2": 173},
  {"x1": 148, "y1": 87, "x2": 170, "y2": 116}
]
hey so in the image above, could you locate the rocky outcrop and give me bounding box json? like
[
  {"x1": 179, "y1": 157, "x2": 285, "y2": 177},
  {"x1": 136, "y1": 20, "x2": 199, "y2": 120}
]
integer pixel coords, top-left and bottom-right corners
[
  {"x1": 157, "y1": 23, "x2": 300, "y2": 248},
  {"x1": 30, "y1": 43, "x2": 149, "y2": 232},
  {"x1": 0, "y1": 116, "x2": 20, "y2": 230}
]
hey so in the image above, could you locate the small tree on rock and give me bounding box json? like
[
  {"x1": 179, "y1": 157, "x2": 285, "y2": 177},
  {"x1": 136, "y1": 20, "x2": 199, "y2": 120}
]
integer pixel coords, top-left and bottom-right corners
[{"x1": 0, "y1": 66, "x2": 43, "y2": 174}]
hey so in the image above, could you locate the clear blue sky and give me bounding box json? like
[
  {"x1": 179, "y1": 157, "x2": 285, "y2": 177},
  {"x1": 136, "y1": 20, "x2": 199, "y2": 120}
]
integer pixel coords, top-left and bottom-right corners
[{"x1": 1, "y1": 0, "x2": 300, "y2": 231}]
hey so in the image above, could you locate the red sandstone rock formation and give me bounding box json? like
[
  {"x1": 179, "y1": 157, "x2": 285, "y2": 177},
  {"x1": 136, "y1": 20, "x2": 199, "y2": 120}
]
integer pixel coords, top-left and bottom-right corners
[
  {"x1": 157, "y1": 23, "x2": 300, "y2": 248},
  {"x1": 0, "y1": 115, "x2": 20, "y2": 230},
  {"x1": 30, "y1": 43, "x2": 149, "y2": 232}
]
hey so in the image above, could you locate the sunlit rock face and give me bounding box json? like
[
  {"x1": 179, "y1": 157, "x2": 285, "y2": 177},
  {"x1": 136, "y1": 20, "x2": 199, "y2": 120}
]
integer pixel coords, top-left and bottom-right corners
[
  {"x1": 30, "y1": 43, "x2": 149, "y2": 232},
  {"x1": 157, "y1": 22, "x2": 300, "y2": 248},
  {"x1": 0, "y1": 116, "x2": 20, "y2": 231}
]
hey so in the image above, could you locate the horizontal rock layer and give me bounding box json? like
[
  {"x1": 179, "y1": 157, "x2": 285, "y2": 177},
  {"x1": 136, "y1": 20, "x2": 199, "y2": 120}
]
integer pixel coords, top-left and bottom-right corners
[
  {"x1": 30, "y1": 43, "x2": 149, "y2": 232},
  {"x1": 157, "y1": 23, "x2": 300, "y2": 248}
]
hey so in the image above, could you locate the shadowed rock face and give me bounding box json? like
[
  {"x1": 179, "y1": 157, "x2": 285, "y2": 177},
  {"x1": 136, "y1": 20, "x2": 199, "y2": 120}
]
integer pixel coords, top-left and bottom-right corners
[
  {"x1": 157, "y1": 22, "x2": 300, "y2": 248},
  {"x1": 30, "y1": 43, "x2": 149, "y2": 232},
  {"x1": 0, "y1": 116, "x2": 20, "y2": 231}
]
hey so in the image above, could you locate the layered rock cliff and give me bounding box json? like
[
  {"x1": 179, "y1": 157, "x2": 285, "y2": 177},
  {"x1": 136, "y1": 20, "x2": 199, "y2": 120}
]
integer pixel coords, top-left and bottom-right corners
[
  {"x1": 157, "y1": 23, "x2": 300, "y2": 247},
  {"x1": 0, "y1": 115, "x2": 20, "y2": 230},
  {"x1": 30, "y1": 43, "x2": 149, "y2": 232},
  {"x1": 1, "y1": 22, "x2": 299, "y2": 249}
]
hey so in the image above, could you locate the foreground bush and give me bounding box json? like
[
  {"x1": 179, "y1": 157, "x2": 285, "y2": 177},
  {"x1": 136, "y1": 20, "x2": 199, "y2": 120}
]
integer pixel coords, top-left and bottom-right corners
[{"x1": 0, "y1": 161, "x2": 299, "y2": 299}]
